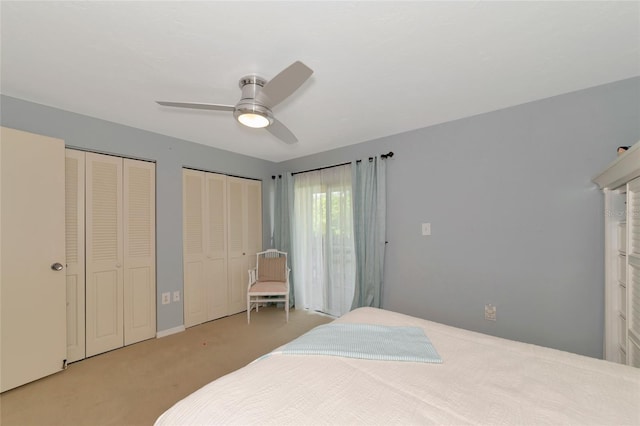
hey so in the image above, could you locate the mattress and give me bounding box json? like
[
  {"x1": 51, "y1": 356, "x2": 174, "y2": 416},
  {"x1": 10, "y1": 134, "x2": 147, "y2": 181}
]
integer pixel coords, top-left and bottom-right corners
[{"x1": 155, "y1": 307, "x2": 640, "y2": 425}]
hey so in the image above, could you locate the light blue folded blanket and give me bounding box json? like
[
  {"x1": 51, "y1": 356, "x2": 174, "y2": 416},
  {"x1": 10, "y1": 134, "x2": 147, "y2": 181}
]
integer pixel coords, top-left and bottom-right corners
[{"x1": 280, "y1": 323, "x2": 442, "y2": 363}]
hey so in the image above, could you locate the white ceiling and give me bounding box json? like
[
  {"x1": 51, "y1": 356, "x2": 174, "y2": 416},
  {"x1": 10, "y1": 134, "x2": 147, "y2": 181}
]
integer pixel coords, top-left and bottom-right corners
[{"x1": 1, "y1": 1, "x2": 639, "y2": 162}]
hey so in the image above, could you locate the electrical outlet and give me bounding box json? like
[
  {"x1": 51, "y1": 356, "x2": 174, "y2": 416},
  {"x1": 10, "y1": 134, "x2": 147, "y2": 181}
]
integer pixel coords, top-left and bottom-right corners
[
  {"x1": 173, "y1": 291, "x2": 180, "y2": 302},
  {"x1": 162, "y1": 292, "x2": 171, "y2": 305},
  {"x1": 422, "y1": 223, "x2": 431, "y2": 236},
  {"x1": 485, "y1": 304, "x2": 496, "y2": 321}
]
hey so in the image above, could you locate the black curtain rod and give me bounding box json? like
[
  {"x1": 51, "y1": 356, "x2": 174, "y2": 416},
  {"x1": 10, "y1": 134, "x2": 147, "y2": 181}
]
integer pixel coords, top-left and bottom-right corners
[{"x1": 272, "y1": 151, "x2": 394, "y2": 178}]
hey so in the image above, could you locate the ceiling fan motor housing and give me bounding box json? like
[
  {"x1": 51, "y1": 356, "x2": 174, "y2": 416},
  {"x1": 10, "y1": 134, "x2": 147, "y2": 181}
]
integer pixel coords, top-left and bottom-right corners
[{"x1": 234, "y1": 75, "x2": 274, "y2": 126}]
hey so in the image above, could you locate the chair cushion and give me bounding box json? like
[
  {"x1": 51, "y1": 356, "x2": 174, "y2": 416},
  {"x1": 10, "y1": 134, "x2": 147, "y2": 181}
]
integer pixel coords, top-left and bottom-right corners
[
  {"x1": 257, "y1": 256, "x2": 286, "y2": 282},
  {"x1": 249, "y1": 281, "x2": 287, "y2": 294}
]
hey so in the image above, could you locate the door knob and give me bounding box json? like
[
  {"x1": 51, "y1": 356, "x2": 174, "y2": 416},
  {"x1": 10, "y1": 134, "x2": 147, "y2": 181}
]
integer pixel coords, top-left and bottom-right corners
[{"x1": 51, "y1": 262, "x2": 64, "y2": 271}]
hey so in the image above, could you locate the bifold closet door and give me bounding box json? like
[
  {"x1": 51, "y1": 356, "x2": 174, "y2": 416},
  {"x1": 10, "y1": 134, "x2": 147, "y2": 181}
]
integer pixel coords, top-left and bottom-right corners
[
  {"x1": 205, "y1": 172, "x2": 228, "y2": 321},
  {"x1": 246, "y1": 179, "x2": 262, "y2": 272},
  {"x1": 183, "y1": 170, "x2": 229, "y2": 327},
  {"x1": 1, "y1": 127, "x2": 67, "y2": 392},
  {"x1": 183, "y1": 169, "x2": 208, "y2": 327},
  {"x1": 72, "y1": 152, "x2": 156, "y2": 358},
  {"x1": 183, "y1": 171, "x2": 260, "y2": 324},
  {"x1": 227, "y1": 177, "x2": 262, "y2": 315},
  {"x1": 65, "y1": 149, "x2": 86, "y2": 363},
  {"x1": 86, "y1": 153, "x2": 124, "y2": 357},
  {"x1": 123, "y1": 159, "x2": 156, "y2": 345}
]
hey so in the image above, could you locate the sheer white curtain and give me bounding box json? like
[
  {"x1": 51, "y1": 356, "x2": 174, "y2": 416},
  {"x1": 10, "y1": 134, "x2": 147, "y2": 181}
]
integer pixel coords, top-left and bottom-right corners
[{"x1": 292, "y1": 164, "x2": 355, "y2": 317}]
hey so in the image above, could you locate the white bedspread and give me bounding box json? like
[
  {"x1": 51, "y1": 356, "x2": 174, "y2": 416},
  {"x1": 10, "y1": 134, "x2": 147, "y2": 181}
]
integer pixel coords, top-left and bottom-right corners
[{"x1": 155, "y1": 307, "x2": 640, "y2": 425}]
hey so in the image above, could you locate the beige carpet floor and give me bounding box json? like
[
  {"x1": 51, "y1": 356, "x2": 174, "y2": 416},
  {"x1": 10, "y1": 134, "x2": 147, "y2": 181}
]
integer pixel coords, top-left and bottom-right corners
[{"x1": 0, "y1": 307, "x2": 332, "y2": 426}]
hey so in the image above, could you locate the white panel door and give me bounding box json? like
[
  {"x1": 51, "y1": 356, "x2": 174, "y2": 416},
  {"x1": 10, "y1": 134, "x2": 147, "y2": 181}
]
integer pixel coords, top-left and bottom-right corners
[
  {"x1": 86, "y1": 152, "x2": 124, "y2": 357},
  {"x1": 123, "y1": 159, "x2": 156, "y2": 345},
  {"x1": 1, "y1": 127, "x2": 67, "y2": 392},
  {"x1": 205, "y1": 173, "x2": 228, "y2": 321},
  {"x1": 65, "y1": 149, "x2": 86, "y2": 363},
  {"x1": 183, "y1": 169, "x2": 207, "y2": 327}
]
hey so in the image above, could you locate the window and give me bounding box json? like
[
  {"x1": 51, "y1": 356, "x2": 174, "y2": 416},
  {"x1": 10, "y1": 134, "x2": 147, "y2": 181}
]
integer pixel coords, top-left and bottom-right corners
[{"x1": 292, "y1": 164, "x2": 355, "y2": 316}]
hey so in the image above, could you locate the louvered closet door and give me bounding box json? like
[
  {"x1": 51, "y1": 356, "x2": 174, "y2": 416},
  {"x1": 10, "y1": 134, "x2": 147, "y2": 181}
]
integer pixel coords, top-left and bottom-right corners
[
  {"x1": 205, "y1": 173, "x2": 228, "y2": 321},
  {"x1": 627, "y1": 177, "x2": 640, "y2": 367},
  {"x1": 227, "y1": 177, "x2": 262, "y2": 315},
  {"x1": 123, "y1": 159, "x2": 156, "y2": 345},
  {"x1": 183, "y1": 169, "x2": 207, "y2": 327},
  {"x1": 246, "y1": 179, "x2": 262, "y2": 273},
  {"x1": 65, "y1": 149, "x2": 86, "y2": 363},
  {"x1": 227, "y1": 177, "x2": 248, "y2": 314},
  {"x1": 86, "y1": 153, "x2": 124, "y2": 357}
]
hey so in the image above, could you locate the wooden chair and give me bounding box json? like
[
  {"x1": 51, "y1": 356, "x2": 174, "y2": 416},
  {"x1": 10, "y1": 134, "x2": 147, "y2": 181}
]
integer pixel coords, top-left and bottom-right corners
[{"x1": 247, "y1": 249, "x2": 290, "y2": 324}]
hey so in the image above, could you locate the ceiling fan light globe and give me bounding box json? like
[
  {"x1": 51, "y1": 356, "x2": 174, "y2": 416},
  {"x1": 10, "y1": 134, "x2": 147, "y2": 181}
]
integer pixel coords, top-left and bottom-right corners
[
  {"x1": 234, "y1": 103, "x2": 273, "y2": 129},
  {"x1": 237, "y1": 113, "x2": 270, "y2": 128}
]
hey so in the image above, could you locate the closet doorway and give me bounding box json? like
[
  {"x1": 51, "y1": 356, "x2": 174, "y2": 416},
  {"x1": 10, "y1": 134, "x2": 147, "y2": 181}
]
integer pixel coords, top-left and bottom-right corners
[
  {"x1": 65, "y1": 149, "x2": 156, "y2": 361},
  {"x1": 182, "y1": 169, "x2": 262, "y2": 327}
]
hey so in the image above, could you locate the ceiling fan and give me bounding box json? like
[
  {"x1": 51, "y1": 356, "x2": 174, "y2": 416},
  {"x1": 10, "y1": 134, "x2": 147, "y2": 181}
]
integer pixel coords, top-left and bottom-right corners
[{"x1": 156, "y1": 61, "x2": 313, "y2": 144}]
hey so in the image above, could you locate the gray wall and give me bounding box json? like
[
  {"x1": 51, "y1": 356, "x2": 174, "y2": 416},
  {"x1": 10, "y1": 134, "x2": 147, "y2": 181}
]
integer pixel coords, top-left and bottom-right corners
[
  {"x1": 0, "y1": 95, "x2": 276, "y2": 332},
  {"x1": 277, "y1": 77, "x2": 640, "y2": 358},
  {"x1": 3, "y1": 76, "x2": 639, "y2": 356}
]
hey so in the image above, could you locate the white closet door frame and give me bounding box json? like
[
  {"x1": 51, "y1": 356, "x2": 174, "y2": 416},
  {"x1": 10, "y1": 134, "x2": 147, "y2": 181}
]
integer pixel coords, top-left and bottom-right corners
[
  {"x1": 65, "y1": 149, "x2": 86, "y2": 363},
  {"x1": 123, "y1": 158, "x2": 156, "y2": 345},
  {"x1": 86, "y1": 152, "x2": 124, "y2": 357}
]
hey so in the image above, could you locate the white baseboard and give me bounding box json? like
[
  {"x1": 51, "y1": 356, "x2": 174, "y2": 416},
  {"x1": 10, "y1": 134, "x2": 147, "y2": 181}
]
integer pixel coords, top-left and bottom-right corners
[{"x1": 156, "y1": 325, "x2": 185, "y2": 338}]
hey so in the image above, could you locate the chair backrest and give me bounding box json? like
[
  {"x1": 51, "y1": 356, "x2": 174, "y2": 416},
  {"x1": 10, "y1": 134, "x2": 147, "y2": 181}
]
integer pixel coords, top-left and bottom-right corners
[{"x1": 257, "y1": 250, "x2": 287, "y2": 283}]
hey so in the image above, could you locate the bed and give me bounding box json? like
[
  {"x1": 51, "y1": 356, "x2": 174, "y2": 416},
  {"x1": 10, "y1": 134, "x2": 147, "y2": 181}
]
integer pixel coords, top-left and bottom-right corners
[{"x1": 155, "y1": 307, "x2": 640, "y2": 425}]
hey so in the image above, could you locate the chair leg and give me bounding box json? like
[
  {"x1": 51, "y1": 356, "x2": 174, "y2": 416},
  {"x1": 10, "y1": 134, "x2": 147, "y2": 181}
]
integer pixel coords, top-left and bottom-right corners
[
  {"x1": 247, "y1": 297, "x2": 251, "y2": 324},
  {"x1": 285, "y1": 297, "x2": 289, "y2": 322}
]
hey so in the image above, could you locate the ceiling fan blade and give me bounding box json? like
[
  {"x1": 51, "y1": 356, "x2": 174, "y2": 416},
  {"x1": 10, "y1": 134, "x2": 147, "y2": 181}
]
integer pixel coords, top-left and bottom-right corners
[
  {"x1": 258, "y1": 61, "x2": 313, "y2": 108},
  {"x1": 266, "y1": 118, "x2": 298, "y2": 144},
  {"x1": 156, "y1": 101, "x2": 235, "y2": 112}
]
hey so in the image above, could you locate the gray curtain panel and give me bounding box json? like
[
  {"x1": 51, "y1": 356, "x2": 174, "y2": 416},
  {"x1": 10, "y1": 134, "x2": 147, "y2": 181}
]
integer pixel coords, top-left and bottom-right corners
[
  {"x1": 273, "y1": 173, "x2": 295, "y2": 307},
  {"x1": 351, "y1": 157, "x2": 387, "y2": 310}
]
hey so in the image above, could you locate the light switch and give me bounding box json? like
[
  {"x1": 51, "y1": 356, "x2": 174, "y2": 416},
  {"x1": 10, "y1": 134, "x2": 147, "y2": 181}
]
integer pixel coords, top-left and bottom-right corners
[{"x1": 422, "y1": 223, "x2": 431, "y2": 236}]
